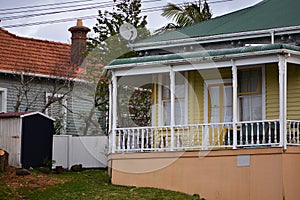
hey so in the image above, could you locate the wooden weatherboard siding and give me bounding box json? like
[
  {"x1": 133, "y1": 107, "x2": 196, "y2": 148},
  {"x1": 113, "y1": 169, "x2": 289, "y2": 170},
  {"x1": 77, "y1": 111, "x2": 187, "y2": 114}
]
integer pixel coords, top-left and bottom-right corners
[
  {"x1": 287, "y1": 64, "x2": 300, "y2": 120},
  {"x1": 266, "y1": 63, "x2": 279, "y2": 120},
  {"x1": 188, "y1": 71, "x2": 203, "y2": 124},
  {"x1": 263, "y1": 63, "x2": 300, "y2": 121}
]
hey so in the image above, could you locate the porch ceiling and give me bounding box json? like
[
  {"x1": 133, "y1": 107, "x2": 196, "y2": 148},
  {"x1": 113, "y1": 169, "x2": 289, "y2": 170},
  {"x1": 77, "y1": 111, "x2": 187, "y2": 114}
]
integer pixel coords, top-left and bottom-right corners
[{"x1": 107, "y1": 44, "x2": 300, "y2": 71}]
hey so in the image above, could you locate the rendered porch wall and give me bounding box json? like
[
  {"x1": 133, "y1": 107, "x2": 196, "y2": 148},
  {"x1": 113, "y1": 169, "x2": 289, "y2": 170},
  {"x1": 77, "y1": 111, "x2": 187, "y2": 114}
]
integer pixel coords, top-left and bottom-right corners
[{"x1": 109, "y1": 147, "x2": 300, "y2": 200}]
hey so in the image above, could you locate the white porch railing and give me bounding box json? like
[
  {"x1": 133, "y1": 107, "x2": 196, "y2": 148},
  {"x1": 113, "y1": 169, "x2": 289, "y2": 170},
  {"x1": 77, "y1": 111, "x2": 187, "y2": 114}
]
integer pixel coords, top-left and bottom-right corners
[
  {"x1": 109, "y1": 119, "x2": 300, "y2": 153},
  {"x1": 287, "y1": 120, "x2": 300, "y2": 145}
]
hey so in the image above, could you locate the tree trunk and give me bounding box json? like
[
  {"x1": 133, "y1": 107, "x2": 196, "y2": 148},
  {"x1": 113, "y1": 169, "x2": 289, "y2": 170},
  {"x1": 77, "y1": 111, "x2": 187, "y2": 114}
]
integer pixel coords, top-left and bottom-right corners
[{"x1": 0, "y1": 150, "x2": 9, "y2": 172}]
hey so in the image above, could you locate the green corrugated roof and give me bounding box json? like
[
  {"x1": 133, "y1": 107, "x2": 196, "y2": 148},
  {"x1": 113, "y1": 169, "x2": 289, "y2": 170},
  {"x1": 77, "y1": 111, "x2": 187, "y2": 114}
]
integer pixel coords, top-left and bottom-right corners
[
  {"x1": 138, "y1": 0, "x2": 300, "y2": 44},
  {"x1": 108, "y1": 44, "x2": 300, "y2": 66}
]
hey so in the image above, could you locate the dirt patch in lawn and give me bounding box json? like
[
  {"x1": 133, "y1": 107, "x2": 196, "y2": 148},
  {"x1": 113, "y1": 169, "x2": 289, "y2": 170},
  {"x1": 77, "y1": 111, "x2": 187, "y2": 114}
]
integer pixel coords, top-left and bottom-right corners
[{"x1": 0, "y1": 167, "x2": 69, "y2": 191}]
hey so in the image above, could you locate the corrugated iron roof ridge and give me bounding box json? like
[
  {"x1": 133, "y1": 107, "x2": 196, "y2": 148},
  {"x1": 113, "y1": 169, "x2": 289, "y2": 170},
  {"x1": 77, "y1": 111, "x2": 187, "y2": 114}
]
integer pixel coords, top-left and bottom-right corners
[
  {"x1": 108, "y1": 44, "x2": 300, "y2": 66},
  {"x1": 137, "y1": 0, "x2": 298, "y2": 44}
]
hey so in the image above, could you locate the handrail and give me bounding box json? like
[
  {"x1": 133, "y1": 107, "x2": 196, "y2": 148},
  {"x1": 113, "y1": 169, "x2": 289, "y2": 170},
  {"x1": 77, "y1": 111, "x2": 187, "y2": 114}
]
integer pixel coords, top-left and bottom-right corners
[{"x1": 109, "y1": 119, "x2": 300, "y2": 153}]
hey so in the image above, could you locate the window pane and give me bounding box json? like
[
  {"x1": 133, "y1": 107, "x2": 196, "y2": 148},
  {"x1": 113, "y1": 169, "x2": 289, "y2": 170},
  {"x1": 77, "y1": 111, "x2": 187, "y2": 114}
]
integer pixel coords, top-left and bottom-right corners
[
  {"x1": 239, "y1": 95, "x2": 262, "y2": 121},
  {"x1": 175, "y1": 73, "x2": 185, "y2": 98},
  {"x1": 163, "y1": 101, "x2": 171, "y2": 125},
  {"x1": 239, "y1": 96, "x2": 250, "y2": 121},
  {"x1": 223, "y1": 85, "x2": 232, "y2": 107},
  {"x1": 239, "y1": 71, "x2": 247, "y2": 93},
  {"x1": 250, "y1": 95, "x2": 262, "y2": 120},
  {"x1": 223, "y1": 107, "x2": 232, "y2": 123},
  {"x1": 163, "y1": 74, "x2": 170, "y2": 99},
  {"x1": 163, "y1": 100, "x2": 185, "y2": 125},
  {"x1": 175, "y1": 100, "x2": 185, "y2": 125},
  {"x1": 250, "y1": 70, "x2": 261, "y2": 93},
  {"x1": 223, "y1": 85, "x2": 233, "y2": 122},
  {"x1": 209, "y1": 86, "x2": 219, "y2": 107}
]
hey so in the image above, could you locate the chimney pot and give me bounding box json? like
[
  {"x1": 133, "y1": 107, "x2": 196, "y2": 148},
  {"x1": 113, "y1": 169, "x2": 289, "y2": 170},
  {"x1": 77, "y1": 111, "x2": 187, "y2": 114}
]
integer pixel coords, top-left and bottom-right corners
[{"x1": 77, "y1": 19, "x2": 83, "y2": 26}]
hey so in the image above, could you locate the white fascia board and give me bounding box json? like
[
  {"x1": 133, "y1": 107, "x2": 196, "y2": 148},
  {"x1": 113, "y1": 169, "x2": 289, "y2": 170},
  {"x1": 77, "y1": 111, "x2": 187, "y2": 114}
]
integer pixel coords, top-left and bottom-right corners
[
  {"x1": 114, "y1": 65, "x2": 170, "y2": 76},
  {"x1": 132, "y1": 26, "x2": 300, "y2": 51},
  {"x1": 21, "y1": 111, "x2": 56, "y2": 121}
]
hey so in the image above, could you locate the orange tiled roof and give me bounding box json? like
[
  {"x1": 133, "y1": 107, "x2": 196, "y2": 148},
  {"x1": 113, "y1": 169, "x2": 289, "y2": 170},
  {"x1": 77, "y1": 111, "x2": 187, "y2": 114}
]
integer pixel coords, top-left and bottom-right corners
[{"x1": 0, "y1": 28, "x2": 79, "y2": 78}]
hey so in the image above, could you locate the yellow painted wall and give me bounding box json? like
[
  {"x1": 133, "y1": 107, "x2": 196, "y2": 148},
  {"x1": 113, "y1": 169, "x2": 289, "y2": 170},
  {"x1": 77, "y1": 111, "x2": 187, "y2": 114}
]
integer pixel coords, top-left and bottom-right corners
[
  {"x1": 187, "y1": 68, "x2": 232, "y2": 125},
  {"x1": 188, "y1": 71, "x2": 203, "y2": 124},
  {"x1": 266, "y1": 63, "x2": 279, "y2": 120},
  {"x1": 287, "y1": 64, "x2": 300, "y2": 120},
  {"x1": 265, "y1": 63, "x2": 300, "y2": 120}
]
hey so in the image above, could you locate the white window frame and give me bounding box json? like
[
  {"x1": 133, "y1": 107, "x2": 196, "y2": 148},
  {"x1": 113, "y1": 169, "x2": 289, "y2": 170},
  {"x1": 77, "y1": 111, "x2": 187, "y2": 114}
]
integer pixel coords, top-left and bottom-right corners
[
  {"x1": 0, "y1": 88, "x2": 7, "y2": 113},
  {"x1": 204, "y1": 79, "x2": 232, "y2": 124},
  {"x1": 237, "y1": 65, "x2": 266, "y2": 121},
  {"x1": 45, "y1": 93, "x2": 68, "y2": 133},
  {"x1": 158, "y1": 72, "x2": 188, "y2": 126}
]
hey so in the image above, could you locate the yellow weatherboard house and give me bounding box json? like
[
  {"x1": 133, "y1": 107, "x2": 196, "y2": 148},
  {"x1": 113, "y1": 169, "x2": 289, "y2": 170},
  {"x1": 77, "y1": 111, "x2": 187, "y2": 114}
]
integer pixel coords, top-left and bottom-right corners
[{"x1": 105, "y1": 0, "x2": 300, "y2": 199}]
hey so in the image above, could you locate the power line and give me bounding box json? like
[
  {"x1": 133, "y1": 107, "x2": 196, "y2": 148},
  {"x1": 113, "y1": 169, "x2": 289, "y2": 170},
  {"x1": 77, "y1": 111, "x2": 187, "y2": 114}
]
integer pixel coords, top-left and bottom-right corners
[
  {"x1": 1, "y1": 0, "x2": 233, "y2": 28},
  {"x1": 0, "y1": 0, "x2": 93, "y2": 12},
  {"x1": 1, "y1": 2, "x2": 114, "y2": 21},
  {"x1": 0, "y1": 2, "x2": 104, "y2": 15},
  {"x1": 1, "y1": 0, "x2": 162, "y2": 21}
]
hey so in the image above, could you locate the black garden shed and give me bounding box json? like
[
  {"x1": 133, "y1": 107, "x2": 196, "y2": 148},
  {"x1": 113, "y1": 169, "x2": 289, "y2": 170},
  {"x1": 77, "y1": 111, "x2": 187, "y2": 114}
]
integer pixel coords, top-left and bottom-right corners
[{"x1": 0, "y1": 112, "x2": 55, "y2": 168}]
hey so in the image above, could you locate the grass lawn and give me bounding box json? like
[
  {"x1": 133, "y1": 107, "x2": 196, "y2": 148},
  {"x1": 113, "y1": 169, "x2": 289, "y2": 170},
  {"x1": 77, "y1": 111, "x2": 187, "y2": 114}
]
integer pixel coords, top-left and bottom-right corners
[{"x1": 0, "y1": 169, "x2": 202, "y2": 200}]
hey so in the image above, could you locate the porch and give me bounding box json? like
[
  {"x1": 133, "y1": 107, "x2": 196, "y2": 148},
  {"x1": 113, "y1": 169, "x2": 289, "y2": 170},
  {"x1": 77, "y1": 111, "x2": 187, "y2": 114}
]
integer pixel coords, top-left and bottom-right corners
[{"x1": 106, "y1": 44, "x2": 300, "y2": 200}]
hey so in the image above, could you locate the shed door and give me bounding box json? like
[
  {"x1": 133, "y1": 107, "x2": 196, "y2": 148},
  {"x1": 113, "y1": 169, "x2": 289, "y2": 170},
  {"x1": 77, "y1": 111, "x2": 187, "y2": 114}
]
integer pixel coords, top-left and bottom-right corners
[{"x1": 21, "y1": 115, "x2": 54, "y2": 168}]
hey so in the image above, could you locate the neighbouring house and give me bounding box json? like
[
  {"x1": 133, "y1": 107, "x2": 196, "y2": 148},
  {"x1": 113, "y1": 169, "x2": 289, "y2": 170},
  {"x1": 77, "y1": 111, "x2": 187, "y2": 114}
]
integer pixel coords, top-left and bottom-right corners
[
  {"x1": 0, "y1": 20, "x2": 103, "y2": 135},
  {"x1": 106, "y1": 0, "x2": 300, "y2": 199}
]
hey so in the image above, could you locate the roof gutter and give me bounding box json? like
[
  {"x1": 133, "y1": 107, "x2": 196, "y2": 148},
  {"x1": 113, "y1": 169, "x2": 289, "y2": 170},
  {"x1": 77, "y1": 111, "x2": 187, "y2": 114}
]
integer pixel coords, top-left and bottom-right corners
[
  {"x1": 132, "y1": 26, "x2": 300, "y2": 51},
  {"x1": 0, "y1": 69, "x2": 88, "y2": 83}
]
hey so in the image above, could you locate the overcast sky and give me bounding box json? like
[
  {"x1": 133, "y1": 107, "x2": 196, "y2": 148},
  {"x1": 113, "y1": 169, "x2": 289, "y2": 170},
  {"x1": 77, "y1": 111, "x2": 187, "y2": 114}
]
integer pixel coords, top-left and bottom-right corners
[{"x1": 0, "y1": 0, "x2": 262, "y2": 43}]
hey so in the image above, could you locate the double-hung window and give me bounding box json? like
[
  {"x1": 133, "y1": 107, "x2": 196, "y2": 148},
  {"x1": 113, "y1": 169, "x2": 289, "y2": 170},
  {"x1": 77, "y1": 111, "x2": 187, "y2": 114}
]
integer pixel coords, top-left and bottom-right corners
[
  {"x1": 238, "y1": 67, "x2": 262, "y2": 121},
  {"x1": 0, "y1": 88, "x2": 7, "y2": 113},
  {"x1": 161, "y1": 72, "x2": 186, "y2": 125}
]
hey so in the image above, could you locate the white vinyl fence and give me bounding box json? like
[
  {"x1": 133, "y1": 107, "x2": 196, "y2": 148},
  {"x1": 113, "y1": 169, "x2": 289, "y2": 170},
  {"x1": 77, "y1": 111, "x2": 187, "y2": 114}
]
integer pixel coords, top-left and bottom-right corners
[{"x1": 53, "y1": 135, "x2": 108, "y2": 169}]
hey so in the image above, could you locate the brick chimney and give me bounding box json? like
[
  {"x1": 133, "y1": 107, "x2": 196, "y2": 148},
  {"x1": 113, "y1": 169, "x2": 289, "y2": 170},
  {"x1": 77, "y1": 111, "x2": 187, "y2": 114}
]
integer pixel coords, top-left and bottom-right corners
[{"x1": 68, "y1": 19, "x2": 90, "y2": 66}]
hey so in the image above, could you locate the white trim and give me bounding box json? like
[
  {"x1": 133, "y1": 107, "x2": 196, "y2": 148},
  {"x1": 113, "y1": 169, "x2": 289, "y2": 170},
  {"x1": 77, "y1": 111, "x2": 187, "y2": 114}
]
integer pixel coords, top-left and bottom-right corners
[
  {"x1": 108, "y1": 52, "x2": 281, "y2": 73},
  {"x1": 131, "y1": 26, "x2": 300, "y2": 51},
  {"x1": 151, "y1": 75, "x2": 157, "y2": 126},
  {"x1": 262, "y1": 65, "x2": 266, "y2": 120},
  {"x1": 111, "y1": 71, "x2": 118, "y2": 153},
  {"x1": 286, "y1": 56, "x2": 300, "y2": 65},
  {"x1": 278, "y1": 55, "x2": 287, "y2": 148},
  {"x1": 108, "y1": 81, "x2": 113, "y2": 133},
  {"x1": 21, "y1": 111, "x2": 55, "y2": 121},
  {"x1": 170, "y1": 66, "x2": 175, "y2": 150},
  {"x1": 204, "y1": 79, "x2": 232, "y2": 124},
  {"x1": 0, "y1": 87, "x2": 7, "y2": 113},
  {"x1": 232, "y1": 60, "x2": 238, "y2": 149},
  {"x1": 184, "y1": 71, "x2": 189, "y2": 124},
  {"x1": 158, "y1": 74, "x2": 163, "y2": 126}
]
